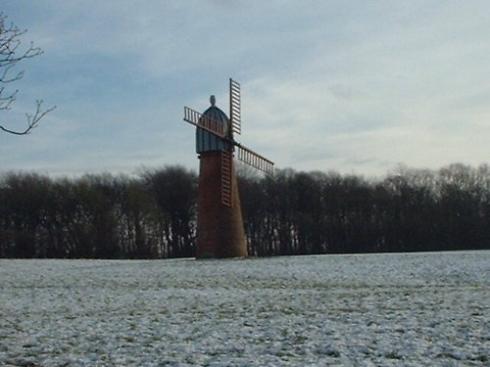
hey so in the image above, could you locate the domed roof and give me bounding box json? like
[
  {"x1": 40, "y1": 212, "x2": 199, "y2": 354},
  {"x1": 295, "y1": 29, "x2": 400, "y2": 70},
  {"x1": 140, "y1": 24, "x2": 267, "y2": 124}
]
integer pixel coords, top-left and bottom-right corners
[
  {"x1": 196, "y1": 95, "x2": 232, "y2": 154},
  {"x1": 200, "y1": 95, "x2": 229, "y2": 123},
  {"x1": 201, "y1": 105, "x2": 229, "y2": 123}
]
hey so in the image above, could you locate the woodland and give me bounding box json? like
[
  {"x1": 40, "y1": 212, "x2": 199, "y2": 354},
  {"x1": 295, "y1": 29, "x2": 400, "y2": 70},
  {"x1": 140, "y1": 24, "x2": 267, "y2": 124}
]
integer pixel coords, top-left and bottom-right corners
[{"x1": 1, "y1": 163, "x2": 489, "y2": 258}]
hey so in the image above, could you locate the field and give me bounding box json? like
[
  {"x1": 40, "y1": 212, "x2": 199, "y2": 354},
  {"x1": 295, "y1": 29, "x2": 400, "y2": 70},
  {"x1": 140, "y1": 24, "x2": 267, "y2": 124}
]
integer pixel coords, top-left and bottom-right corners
[{"x1": 1, "y1": 251, "x2": 489, "y2": 366}]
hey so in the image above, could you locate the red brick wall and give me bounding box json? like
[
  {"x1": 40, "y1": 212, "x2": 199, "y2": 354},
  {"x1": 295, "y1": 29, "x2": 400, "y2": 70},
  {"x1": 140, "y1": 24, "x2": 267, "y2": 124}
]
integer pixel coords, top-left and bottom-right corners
[{"x1": 196, "y1": 151, "x2": 247, "y2": 258}]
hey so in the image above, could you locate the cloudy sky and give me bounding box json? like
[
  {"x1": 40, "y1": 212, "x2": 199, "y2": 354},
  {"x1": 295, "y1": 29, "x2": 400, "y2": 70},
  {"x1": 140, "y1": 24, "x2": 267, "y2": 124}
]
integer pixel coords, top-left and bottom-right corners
[{"x1": 1, "y1": 1, "x2": 489, "y2": 177}]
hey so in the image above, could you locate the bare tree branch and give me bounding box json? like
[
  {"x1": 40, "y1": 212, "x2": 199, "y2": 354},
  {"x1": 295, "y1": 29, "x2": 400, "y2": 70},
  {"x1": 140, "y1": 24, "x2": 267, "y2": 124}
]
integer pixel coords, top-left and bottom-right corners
[
  {"x1": 0, "y1": 12, "x2": 54, "y2": 135},
  {"x1": 0, "y1": 100, "x2": 56, "y2": 135}
]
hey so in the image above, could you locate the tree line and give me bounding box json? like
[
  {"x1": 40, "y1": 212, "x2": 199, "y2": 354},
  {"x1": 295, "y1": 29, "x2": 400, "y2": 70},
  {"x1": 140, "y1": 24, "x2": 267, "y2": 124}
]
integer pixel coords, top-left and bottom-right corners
[{"x1": 1, "y1": 163, "x2": 489, "y2": 258}]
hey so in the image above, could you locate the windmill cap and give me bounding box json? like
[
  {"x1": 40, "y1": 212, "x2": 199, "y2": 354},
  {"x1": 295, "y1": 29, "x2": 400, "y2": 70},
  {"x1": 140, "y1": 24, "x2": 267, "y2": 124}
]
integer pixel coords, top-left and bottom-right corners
[{"x1": 201, "y1": 97, "x2": 229, "y2": 124}]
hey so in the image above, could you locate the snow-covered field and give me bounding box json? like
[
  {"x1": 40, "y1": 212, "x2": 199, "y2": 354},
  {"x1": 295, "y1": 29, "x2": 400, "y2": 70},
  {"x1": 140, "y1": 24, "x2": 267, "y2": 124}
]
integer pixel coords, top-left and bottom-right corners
[{"x1": 1, "y1": 252, "x2": 489, "y2": 367}]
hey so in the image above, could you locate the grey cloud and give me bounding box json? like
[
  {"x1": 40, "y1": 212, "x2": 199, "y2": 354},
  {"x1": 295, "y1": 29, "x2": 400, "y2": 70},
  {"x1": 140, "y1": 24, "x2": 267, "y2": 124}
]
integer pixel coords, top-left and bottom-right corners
[{"x1": 2, "y1": 1, "x2": 490, "y2": 177}]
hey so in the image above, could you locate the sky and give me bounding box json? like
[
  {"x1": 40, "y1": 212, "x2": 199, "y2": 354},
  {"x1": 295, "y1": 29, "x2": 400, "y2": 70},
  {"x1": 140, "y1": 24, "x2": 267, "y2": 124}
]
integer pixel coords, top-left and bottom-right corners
[{"x1": 1, "y1": 0, "x2": 489, "y2": 178}]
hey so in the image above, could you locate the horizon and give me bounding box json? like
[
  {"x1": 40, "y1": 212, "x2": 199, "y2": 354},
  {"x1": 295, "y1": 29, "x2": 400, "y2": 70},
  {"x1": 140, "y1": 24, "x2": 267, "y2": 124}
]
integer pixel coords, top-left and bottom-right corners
[
  {"x1": 1, "y1": 161, "x2": 487, "y2": 184},
  {"x1": 1, "y1": 1, "x2": 489, "y2": 177}
]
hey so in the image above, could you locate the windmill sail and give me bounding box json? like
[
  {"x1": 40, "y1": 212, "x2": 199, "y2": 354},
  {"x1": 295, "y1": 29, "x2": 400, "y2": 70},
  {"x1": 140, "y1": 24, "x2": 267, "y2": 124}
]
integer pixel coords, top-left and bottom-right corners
[
  {"x1": 236, "y1": 143, "x2": 274, "y2": 175},
  {"x1": 184, "y1": 78, "x2": 274, "y2": 208},
  {"x1": 221, "y1": 150, "x2": 233, "y2": 207},
  {"x1": 184, "y1": 106, "x2": 226, "y2": 138},
  {"x1": 229, "y1": 78, "x2": 241, "y2": 135}
]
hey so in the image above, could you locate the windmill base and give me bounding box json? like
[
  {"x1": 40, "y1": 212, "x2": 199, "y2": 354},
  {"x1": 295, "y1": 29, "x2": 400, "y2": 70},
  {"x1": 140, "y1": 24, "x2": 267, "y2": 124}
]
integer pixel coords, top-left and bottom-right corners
[{"x1": 196, "y1": 151, "x2": 248, "y2": 259}]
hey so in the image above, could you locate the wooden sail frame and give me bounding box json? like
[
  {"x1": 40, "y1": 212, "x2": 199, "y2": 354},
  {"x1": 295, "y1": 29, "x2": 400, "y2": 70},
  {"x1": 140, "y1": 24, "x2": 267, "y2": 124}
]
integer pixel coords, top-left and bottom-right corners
[{"x1": 183, "y1": 78, "x2": 274, "y2": 207}]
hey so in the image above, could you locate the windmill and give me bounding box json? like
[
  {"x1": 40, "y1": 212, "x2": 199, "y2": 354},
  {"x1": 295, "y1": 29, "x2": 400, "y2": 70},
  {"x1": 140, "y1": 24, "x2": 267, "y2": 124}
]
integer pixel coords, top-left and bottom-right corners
[{"x1": 183, "y1": 78, "x2": 274, "y2": 258}]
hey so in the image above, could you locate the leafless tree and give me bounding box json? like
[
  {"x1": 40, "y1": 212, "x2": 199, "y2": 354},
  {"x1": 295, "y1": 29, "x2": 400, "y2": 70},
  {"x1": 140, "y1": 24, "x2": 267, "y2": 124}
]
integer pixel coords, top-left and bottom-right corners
[{"x1": 0, "y1": 12, "x2": 55, "y2": 135}]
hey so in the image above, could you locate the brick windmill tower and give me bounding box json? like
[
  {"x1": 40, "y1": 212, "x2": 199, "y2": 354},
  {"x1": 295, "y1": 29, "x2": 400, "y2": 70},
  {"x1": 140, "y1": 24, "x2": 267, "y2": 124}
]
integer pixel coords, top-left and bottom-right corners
[{"x1": 183, "y1": 78, "x2": 274, "y2": 258}]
